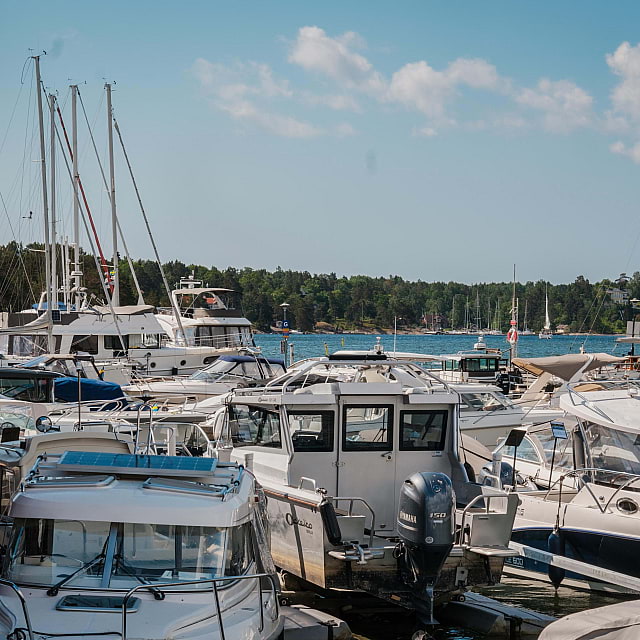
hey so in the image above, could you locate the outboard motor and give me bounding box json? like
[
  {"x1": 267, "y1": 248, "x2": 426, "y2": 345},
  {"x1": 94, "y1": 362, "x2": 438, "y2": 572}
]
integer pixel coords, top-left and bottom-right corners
[{"x1": 396, "y1": 472, "x2": 455, "y2": 625}]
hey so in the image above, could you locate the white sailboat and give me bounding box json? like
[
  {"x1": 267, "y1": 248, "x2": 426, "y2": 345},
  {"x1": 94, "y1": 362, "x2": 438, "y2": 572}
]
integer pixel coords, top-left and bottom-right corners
[{"x1": 539, "y1": 285, "x2": 553, "y2": 339}]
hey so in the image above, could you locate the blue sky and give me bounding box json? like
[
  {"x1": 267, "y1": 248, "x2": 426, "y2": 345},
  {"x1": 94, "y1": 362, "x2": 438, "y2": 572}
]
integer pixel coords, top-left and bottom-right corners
[{"x1": 2, "y1": 1, "x2": 640, "y2": 284}]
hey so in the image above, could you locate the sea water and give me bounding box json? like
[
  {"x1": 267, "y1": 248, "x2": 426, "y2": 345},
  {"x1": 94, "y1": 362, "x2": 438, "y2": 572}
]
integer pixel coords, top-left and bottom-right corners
[
  {"x1": 254, "y1": 332, "x2": 634, "y2": 638},
  {"x1": 254, "y1": 332, "x2": 624, "y2": 362}
]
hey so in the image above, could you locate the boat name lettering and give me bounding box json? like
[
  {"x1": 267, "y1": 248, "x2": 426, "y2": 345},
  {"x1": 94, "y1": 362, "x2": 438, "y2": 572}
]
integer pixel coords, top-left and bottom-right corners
[{"x1": 285, "y1": 513, "x2": 313, "y2": 530}]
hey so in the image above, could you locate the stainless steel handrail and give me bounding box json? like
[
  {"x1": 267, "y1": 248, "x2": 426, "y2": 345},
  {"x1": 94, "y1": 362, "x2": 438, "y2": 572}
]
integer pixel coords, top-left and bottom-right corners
[
  {"x1": 332, "y1": 497, "x2": 377, "y2": 547},
  {"x1": 458, "y1": 491, "x2": 510, "y2": 545},
  {"x1": 121, "y1": 572, "x2": 279, "y2": 640},
  {"x1": 0, "y1": 578, "x2": 34, "y2": 640}
]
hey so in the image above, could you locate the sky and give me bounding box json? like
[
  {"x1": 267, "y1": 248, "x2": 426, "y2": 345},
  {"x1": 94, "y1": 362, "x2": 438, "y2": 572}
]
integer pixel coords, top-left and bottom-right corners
[{"x1": 2, "y1": 1, "x2": 640, "y2": 285}]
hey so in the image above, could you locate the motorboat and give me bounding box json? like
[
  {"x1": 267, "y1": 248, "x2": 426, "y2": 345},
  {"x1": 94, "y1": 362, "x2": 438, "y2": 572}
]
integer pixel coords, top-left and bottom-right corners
[
  {"x1": 205, "y1": 352, "x2": 519, "y2": 624},
  {"x1": 454, "y1": 383, "x2": 562, "y2": 447},
  {"x1": 155, "y1": 277, "x2": 254, "y2": 356},
  {"x1": 491, "y1": 383, "x2": 640, "y2": 592},
  {"x1": 123, "y1": 355, "x2": 286, "y2": 403},
  {"x1": 539, "y1": 599, "x2": 640, "y2": 640},
  {"x1": 0, "y1": 449, "x2": 287, "y2": 639}
]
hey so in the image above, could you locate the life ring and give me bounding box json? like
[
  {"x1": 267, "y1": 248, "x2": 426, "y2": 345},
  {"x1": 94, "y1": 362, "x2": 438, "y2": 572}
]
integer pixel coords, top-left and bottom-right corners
[{"x1": 506, "y1": 328, "x2": 518, "y2": 343}]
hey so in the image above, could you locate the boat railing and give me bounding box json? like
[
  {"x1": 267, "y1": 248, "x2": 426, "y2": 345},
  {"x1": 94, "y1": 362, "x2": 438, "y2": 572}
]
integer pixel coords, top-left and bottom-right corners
[
  {"x1": 167, "y1": 331, "x2": 251, "y2": 350},
  {"x1": 332, "y1": 496, "x2": 376, "y2": 547},
  {"x1": 458, "y1": 489, "x2": 512, "y2": 546},
  {"x1": 543, "y1": 467, "x2": 640, "y2": 513},
  {"x1": 121, "y1": 572, "x2": 279, "y2": 640},
  {"x1": 0, "y1": 578, "x2": 34, "y2": 640}
]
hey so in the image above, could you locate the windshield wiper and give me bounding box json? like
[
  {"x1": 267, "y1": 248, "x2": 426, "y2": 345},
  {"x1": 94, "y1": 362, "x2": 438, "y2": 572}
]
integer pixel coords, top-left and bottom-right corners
[
  {"x1": 114, "y1": 554, "x2": 165, "y2": 600},
  {"x1": 47, "y1": 552, "x2": 106, "y2": 596}
]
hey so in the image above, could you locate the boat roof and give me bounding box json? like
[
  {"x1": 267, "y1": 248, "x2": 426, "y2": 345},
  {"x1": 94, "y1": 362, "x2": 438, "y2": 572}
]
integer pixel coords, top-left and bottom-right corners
[
  {"x1": 559, "y1": 387, "x2": 640, "y2": 433},
  {"x1": 0, "y1": 367, "x2": 62, "y2": 379},
  {"x1": 218, "y1": 355, "x2": 285, "y2": 365},
  {"x1": 10, "y1": 450, "x2": 251, "y2": 527},
  {"x1": 513, "y1": 353, "x2": 625, "y2": 380},
  {"x1": 172, "y1": 287, "x2": 234, "y2": 296}
]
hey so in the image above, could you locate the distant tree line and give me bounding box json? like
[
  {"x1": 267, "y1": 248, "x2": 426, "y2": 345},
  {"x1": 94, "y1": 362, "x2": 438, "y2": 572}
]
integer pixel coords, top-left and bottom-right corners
[{"x1": 1, "y1": 242, "x2": 639, "y2": 334}]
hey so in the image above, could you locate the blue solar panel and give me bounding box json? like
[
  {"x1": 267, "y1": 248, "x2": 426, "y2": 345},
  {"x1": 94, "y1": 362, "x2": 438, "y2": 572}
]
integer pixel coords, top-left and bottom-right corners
[{"x1": 57, "y1": 451, "x2": 218, "y2": 477}]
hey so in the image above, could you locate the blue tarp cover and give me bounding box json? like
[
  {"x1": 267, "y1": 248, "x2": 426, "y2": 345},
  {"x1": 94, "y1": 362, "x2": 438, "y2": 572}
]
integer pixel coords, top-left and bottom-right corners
[{"x1": 54, "y1": 377, "x2": 124, "y2": 402}]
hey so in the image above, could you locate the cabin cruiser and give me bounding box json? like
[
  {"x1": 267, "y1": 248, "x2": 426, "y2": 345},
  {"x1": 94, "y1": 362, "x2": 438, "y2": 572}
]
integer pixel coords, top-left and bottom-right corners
[
  {"x1": 490, "y1": 383, "x2": 640, "y2": 592},
  {"x1": 123, "y1": 355, "x2": 286, "y2": 403},
  {"x1": 205, "y1": 353, "x2": 519, "y2": 624},
  {"x1": 155, "y1": 278, "x2": 253, "y2": 355},
  {"x1": 0, "y1": 300, "x2": 252, "y2": 377},
  {"x1": 0, "y1": 449, "x2": 288, "y2": 639}
]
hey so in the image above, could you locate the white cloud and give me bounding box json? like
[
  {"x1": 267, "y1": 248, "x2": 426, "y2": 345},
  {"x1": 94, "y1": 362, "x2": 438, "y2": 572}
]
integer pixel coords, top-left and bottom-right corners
[
  {"x1": 610, "y1": 140, "x2": 640, "y2": 163},
  {"x1": 193, "y1": 58, "x2": 321, "y2": 138},
  {"x1": 516, "y1": 78, "x2": 593, "y2": 133},
  {"x1": 446, "y1": 58, "x2": 502, "y2": 90},
  {"x1": 301, "y1": 92, "x2": 361, "y2": 112},
  {"x1": 289, "y1": 26, "x2": 385, "y2": 94},
  {"x1": 607, "y1": 42, "x2": 640, "y2": 123},
  {"x1": 412, "y1": 126, "x2": 438, "y2": 137},
  {"x1": 335, "y1": 122, "x2": 357, "y2": 137}
]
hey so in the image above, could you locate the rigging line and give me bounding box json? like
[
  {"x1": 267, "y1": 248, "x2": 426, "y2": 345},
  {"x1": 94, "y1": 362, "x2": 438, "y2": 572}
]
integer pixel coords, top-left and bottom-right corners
[
  {"x1": 74, "y1": 90, "x2": 143, "y2": 303},
  {"x1": 568, "y1": 287, "x2": 602, "y2": 353},
  {"x1": 54, "y1": 97, "x2": 112, "y2": 288},
  {"x1": 0, "y1": 70, "x2": 28, "y2": 156},
  {"x1": 112, "y1": 115, "x2": 187, "y2": 342},
  {"x1": 582, "y1": 288, "x2": 609, "y2": 351},
  {"x1": 53, "y1": 114, "x2": 127, "y2": 348}
]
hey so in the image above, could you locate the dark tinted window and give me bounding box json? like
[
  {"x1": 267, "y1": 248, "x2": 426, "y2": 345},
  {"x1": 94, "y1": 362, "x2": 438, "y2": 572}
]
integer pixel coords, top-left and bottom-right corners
[
  {"x1": 289, "y1": 411, "x2": 334, "y2": 452},
  {"x1": 400, "y1": 410, "x2": 448, "y2": 451},
  {"x1": 343, "y1": 405, "x2": 393, "y2": 451},
  {"x1": 228, "y1": 405, "x2": 281, "y2": 449}
]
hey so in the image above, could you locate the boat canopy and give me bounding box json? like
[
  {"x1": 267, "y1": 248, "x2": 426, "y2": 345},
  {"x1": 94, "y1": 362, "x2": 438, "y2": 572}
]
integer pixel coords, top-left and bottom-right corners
[
  {"x1": 172, "y1": 287, "x2": 234, "y2": 296},
  {"x1": 93, "y1": 304, "x2": 156, "y2": 315},
  {"x1": 53, "y1": 377, "x2": 125, "y2": 403},
  {"x1": 513, "y1": 353, "x2": 625, "y2": 380}
]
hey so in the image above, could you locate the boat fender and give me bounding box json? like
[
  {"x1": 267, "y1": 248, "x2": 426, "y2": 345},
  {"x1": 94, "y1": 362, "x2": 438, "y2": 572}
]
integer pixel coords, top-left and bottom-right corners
[
  {"x1": 320, "y1": 500, "x2": 342, "y2": 546},
  {"x1": 547, "y1": 528, "x2": 566, "y2": 589}
]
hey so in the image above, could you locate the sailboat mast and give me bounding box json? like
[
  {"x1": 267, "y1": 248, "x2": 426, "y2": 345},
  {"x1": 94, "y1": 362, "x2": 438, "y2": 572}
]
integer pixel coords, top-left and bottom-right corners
[
  {"x1": 33, "y1": 56, "x2": 54, "y2": 352},
  {"x1": 105, "y1": 83, "x2": 119, "y2": 306},
  {"x1": 49, "y1": 94, "x2": 58, "y2": 312},
  {"x1": 71, "y1": 85, "x2": 82, "y2": 309}
]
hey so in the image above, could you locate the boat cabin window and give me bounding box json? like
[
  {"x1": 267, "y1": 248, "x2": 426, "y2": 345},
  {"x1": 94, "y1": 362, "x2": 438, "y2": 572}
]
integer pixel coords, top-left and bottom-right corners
[
  {"x1": 583, "y1": 421, "x2": 640, "y2": 477},
  {"x1": 498, "y1": 437, "x2": 541, "y2": 464},
  {"x1": 399, "y1": 410, "x2": 448, "y2": 451},
  {"x1": 8, "y1": 335, "x2": 50, "y2": 357},
  {"x1": 461, "y1": 392, "x2": 510, "y2": 412},
  {"x1": 343, "y1": 405, "x2": 393, "y2": 451},
  {"x1": 228, "y1": 405, "x2": 282, "y2": 448},
  {"x1": 70, "y1": 335, "x2": 98, "y2": 355},
  {"x1": 289, "y1": 411, "x2": 334, "y2": 452},
  {"x1": 6, "y1": 519, "x2": 254, "y2": 589},
  {"x1": 444, "y1": 360, "x2": 460, "y2": 372},
  {"x1": 534, "y1": 429, "x2": 573, "y2": 469},
  {"x1": 462, "y1": 358, "x2": 498, "y2": 373},
  {"x1": 0, "y1": 376, "x2": 52, "y2": 402}
]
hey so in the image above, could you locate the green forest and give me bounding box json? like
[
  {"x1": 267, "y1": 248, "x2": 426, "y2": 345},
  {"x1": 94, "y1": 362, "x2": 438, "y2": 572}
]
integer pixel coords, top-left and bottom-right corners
[{"x1": 1, "y1": 241, "x2": 639, "y2": 334}]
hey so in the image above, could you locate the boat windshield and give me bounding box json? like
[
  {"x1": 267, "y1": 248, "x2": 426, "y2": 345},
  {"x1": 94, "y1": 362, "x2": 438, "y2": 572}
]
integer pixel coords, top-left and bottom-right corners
[
  {"x1": 6, "y1": 519, "x2": 254, "y2": 590},
  {"x1": 461, "y1": 391, "x2": 513, "y2": 412},
  {"x1": 190, "y1": 360, "x2": 250, "y2": 382},
  {"x1": 583, "y1": 421, "x2": 640, "y2": 479}
]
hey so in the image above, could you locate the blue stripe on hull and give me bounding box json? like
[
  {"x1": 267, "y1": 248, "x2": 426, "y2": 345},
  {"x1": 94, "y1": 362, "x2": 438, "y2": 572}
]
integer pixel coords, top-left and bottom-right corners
[{"x1": 507, "y1": 528, "x2": 640, "y2": 583}]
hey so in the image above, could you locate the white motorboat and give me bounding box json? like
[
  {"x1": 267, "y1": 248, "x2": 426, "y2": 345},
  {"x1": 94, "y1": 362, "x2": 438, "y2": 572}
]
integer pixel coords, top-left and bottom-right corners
[
  {"x1": 492, "y1": 384, "x2": 640, "y2": 592},
  {"x1": 539, "y1": 599, "x2": 640, "y2": 640},
  {"x1": 205, "y1": 352, "x2": 519, "y2": 624},
  {"x1": 123, "y1": 355, "x2": 286, "y2": 402},
  {"x1": 0, "y1": 449, "x2": 287, "y2": 639}
]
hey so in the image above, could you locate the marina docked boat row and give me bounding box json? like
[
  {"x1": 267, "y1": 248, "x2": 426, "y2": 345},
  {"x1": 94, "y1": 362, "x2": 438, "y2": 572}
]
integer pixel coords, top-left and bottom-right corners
[{"x1": 2, "y1": 57, "x2": 640, "y2": 640}]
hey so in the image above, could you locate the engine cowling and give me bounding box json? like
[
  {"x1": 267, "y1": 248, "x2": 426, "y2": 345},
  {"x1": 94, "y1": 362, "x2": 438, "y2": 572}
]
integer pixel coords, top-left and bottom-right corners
[{"x1": 396, "y1": 472, "x2": 455, "y2": 587}]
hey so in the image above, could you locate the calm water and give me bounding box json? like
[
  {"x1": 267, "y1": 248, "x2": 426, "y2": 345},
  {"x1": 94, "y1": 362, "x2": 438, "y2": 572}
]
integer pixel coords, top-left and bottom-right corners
[
  {"x1": 254, "y1": 332, "x2": 623, "y2": 362},
  {"x1": 255, "y1": 332, "x2": 632, "y2": 638}
]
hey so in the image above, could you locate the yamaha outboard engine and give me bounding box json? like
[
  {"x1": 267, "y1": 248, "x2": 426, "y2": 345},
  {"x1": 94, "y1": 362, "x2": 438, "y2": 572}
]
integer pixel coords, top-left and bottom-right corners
[{"x1": 396, "y1": 472, "x2": 455, "y2": 625}]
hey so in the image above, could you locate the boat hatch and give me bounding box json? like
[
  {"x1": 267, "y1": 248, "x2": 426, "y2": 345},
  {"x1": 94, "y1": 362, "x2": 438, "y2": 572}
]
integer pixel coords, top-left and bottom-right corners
[
  {"x1": 56, "y1": 594, "x2": 140, "y2": 613},
  {"x1": 56, "y1": 451, "x2": 218, "y2": 477},
  {"x1": 26, "y1": 475, "x2": 116, "y2": 489}
]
